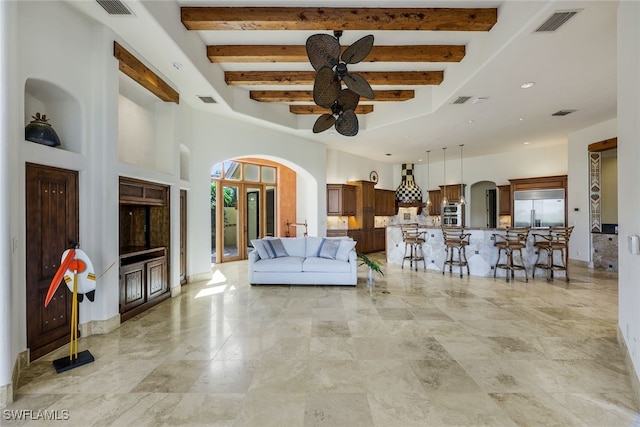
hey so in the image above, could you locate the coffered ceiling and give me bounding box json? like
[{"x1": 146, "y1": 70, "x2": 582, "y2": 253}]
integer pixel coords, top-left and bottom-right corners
[{"x1": 67, "y1": 0, "x2": 618, "y2": 163}]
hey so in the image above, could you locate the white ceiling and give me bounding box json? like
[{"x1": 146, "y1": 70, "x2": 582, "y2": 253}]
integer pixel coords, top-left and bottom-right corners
[{"x1": 67, "y1": 0, "x2": 618, "y2": 163}]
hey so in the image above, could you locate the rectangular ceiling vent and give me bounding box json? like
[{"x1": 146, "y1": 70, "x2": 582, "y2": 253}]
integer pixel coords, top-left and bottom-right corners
[
  {"x1": 198, "y1": 96, "x2": 217, "y2": 104},
  {"x1": 96, "y1": 0, "x2": 134, "y2": 16},
  {"x1": 552, "y1": 109, "x2": 577, "y2": 116},
  {"x1": 535, "y1": 10, "x2": 580, "y2": 33},
  {"x1": 451, "y1": 96, "x2": 472, "y2": 105}
]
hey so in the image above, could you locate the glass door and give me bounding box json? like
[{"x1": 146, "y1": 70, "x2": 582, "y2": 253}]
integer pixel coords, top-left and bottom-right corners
[
  {"x1": 220, "y1": 184, "x2": 241, "y2": 262},
  {"x1": 246, "y1": 187, "x2": 261, "y2": 253}
]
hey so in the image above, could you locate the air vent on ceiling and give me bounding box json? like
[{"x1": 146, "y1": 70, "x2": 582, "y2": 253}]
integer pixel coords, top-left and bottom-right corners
[
  {"x1": 198, "y1": 96, "x2": 217, "y2": 104},
  {"x1": 451, "y1": 96, "x2": 472, "y2": 105},
  {"x1": 552, "y1": 109, "x2": 577, "y2": 116},
  {"x1": 96, "y1": 0, "x2": 133, "y2": 16},
  {"x1": 535, "y1": 10, "x2": 580, "y2": 32}
]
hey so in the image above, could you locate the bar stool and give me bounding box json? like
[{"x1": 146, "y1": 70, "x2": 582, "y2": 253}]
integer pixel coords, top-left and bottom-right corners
[
  {"x1": 532, "y1": 226, "x2": 574, "y2": 282},
  {"x1": 401, "y1": 224, "x2": 426, "y2": 271},
  {"x1": 493, "y1": 227, "x2": 530, "y2": 283},
  {"x1": 442, "y1": 226, "x2": 471, "y2": 277}
]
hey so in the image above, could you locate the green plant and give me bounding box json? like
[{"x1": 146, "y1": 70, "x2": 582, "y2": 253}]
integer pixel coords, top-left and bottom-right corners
[{"x1": 357, "y1": 253, "x2": 384, "y2": 276}]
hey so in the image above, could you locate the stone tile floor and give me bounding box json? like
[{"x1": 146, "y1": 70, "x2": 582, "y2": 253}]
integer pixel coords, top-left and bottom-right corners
[{"x1": 4, "y1": 256, "x2": 640, "y2": 426}]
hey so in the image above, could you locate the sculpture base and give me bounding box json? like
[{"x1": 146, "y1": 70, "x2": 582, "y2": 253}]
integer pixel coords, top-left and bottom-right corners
[{"x1": 52, "y1": 350, "x2": 94, "y2": 374}]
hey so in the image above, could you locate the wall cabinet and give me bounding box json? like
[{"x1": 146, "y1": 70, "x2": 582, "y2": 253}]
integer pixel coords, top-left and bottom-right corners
[
  {"x1": 440, "y1": 184, "x2": 466, "y2": 204},
  {"x1": 119, "y1": 177, "x2": 170, "y2": 321},
  {"x1": 497, "y1": 185, "x2": 511, "y2": 216},
  {"x1": 428, "y1": 190, "x2": 442, "y2": 215},
  {"x1": 327, "y1": 184, "x2": 356, "y2": 216},
  {"x1": 374, "y1": 227, "x2": 386, "y2": 252},
  {"x1": 374, "y1": 189, "x2": 396, "y2": 215}
]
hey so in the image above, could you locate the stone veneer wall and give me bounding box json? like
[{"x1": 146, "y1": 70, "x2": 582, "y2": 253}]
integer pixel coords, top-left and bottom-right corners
[{"x1": 592, "y1": 233, "x2": 618, "y2": 272}]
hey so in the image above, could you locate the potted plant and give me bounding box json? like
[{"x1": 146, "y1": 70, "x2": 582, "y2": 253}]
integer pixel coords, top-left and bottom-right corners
[{"x1": 357, "y1": 253, "x2": 384, "y2": 284}]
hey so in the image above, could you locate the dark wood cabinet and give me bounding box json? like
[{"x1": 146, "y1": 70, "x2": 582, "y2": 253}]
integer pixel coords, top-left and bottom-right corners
[
  {"x1": 348, "y1": 180, "x2": 378, "y2": 253},
  {"x1": 374, "y1": 189, "x2": 396, "y2": 215},
  {"x1": 440, "y1": 184, "x2": 466, "y2": 203},
  {"x1": 119, "y1": 177, "x2": 170, "y2": 321},
  {"x1": 497, "y1": 185, "x2": 511, "y2": 215},
  {"x1": 374, "y1": 227, "x2": 386, "y2": 252},
  {"x1": 347, "y1": 229, "x2": 363, "y2": 252},
  {"x1": 428, "y1": 190, "x2": 442, "y2": 215},
  {"x1": 327, "y1": 184, "x2": 356, "y2": 216}
]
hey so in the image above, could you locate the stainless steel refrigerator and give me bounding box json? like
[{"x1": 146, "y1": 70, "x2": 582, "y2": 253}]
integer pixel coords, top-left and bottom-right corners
[{"x1": 513, "y1": 189, "x2": 565, "y2": 227}]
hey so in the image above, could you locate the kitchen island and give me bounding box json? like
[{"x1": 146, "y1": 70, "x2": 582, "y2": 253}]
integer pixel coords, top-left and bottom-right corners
[{"x1": 386, "y1": 225, "x2": 551, "y2": 279}]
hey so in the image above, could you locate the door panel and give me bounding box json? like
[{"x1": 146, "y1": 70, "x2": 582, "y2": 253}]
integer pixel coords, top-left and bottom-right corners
[
  {"x1": 26, "y1": 163, "x2": 78, "y2": 360},
  {"x1": 180, "y1": 189, "x2": 187, "y2": 285}
]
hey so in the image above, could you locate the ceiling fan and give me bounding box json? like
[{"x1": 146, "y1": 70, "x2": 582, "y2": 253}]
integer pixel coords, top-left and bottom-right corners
[{"x1": 306, "y1": 31, "x2": 375, "y2": 136}]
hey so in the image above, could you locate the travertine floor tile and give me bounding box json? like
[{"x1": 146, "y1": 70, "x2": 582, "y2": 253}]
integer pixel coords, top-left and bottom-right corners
[{"x1": 5, "y1": 258, "x2": 638, "y2": 426}]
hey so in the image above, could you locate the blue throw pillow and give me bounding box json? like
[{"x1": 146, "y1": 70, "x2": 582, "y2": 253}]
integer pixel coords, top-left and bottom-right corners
[
  {"x1": 317, "y1": 238, "x2": 341, "y2": 259},
  {"x1": 265, "y1": 238, "x2": 289, "y2": 258}
]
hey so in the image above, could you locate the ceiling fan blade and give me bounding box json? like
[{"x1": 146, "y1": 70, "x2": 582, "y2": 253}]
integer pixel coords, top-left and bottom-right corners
[
  {"x1": 343, "y1": 73, "x2": 375, "y2": 100},
  {"x1": 337, "y1": 89, "x2": 360, "y2": 112},
  {"x1": 341, "y1": 34, "x2": 374, "y2": 65},
  {"x1": 313, "y1": 114, "x2": 337, "y2": 133},
  {"x1": 335, "y1": 110, "x2": 359, "y2": 137},
  {"x1": 306, "y1": 34, "x2": 340, "y2": 71},
  {"x1": 313, "y1": 67, "x2": 341, "y2": 108}
]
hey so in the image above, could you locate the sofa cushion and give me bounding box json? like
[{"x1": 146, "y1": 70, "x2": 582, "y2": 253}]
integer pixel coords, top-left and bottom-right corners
[
  {"x1": 317, "y1": 238, "x2": 341, "y2": 259},
  {"x1": 251, "y1": 239, "x2": 271, "y2": 259},
  {"x1": 253, "y1": 257, "x2": 305, "y2": 272},
  {"x1": 335, "y1": 239, "x2": 357, "y2": 262},
  {"x1": 264, "y1": 238, "x2": 289, "y2": 258},
  {"x1": 280, "y1": 237, "x2": 306, "y2": 258},
  {"x1": 305, "y1": 236, "x2": 323, "y2": 258},
  {"x1": 303, "y1": 257, "x2": 352, "y2": 273}
]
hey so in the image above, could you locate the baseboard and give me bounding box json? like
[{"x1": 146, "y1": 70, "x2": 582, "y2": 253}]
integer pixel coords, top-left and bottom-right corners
[
  {"x1": 568, "y1": 258, "x2": 590, "y2": 268},
  {"x1": 188, "y1": 271, "x2": 212, "y2": 283},
  {"x1": 618, "y1": 326, "x2": 640, "y2": 406},
  {"x1": 171, "y1": 285, "x2": 182, "y2": 297},
  {"x1": 78, "y1": 314, "x2": 120, "y2": 338},
  {"x1": 1, "y1": 349, "x2": 29, "y2": 408}
]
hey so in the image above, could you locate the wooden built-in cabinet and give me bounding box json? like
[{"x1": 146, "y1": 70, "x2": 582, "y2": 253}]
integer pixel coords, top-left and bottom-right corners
[
  {"x1": 347, "y1": 180, "x2": 377, "y2": 253},
  {"x1": 327, "y1": 184, "x2": 356, "y2": 216},
  {"x1": 440, "y1": 184, "x2": 466, "y2": 204},
  {"x1": 374, "y1": 189, "x2": 396, "y2": 216},
  {"x1": 497, "y1": 185, "x2": 511, "y2": 216},
  {"x1": 373, "y1": 228, "x2": 386, "y2": 252},
  {"x1": 119, "y1": 177, "x2": 170, "y2": 321},
  {"x1": 428, "y1": 190, "x2": 442, "y2": 216}
]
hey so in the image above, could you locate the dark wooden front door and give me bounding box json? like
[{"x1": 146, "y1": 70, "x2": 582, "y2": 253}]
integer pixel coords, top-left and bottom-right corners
[{"x1": 26, "y1": 163, "x2": 79, "y2": 360}]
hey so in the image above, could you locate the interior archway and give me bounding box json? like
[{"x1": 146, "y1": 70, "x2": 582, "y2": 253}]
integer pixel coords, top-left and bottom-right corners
[{"x1": 469, "y1": 181, "x2": 497, "y2": 228}]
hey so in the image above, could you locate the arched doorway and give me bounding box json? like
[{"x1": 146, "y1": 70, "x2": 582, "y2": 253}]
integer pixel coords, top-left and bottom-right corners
[
  {"x1": 469, "y1": 181, "x2": 497, "y2": 228},
  {"x1": 210, "y1": 158, "x2": 296, "y2": 263}
]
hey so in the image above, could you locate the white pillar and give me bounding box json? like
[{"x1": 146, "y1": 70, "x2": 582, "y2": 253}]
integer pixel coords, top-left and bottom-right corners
[{"x1": 0, "y1": 0, "x2": 15, "y2": 407}]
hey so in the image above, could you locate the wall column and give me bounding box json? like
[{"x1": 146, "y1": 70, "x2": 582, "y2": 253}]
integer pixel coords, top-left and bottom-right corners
[{"x1": 0, "y1": 0, "x2": 15, "y2": 407}]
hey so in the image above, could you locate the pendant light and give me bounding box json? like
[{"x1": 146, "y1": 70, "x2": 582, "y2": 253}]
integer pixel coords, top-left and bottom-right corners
[
  {"x1": 459, "y1": 144, "x2": 465, "y2": 205},
  {"x1": 426, "y1": 150, "x2": 432, "y2": 206},
  {"x1": 442, "y1": 147, "x2": 448, "y2": 206}
]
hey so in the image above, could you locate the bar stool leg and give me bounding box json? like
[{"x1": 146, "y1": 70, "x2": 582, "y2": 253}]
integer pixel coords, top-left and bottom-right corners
[
  {"x1": 505, "y1": 247, "x2": 512, "y2": 283},
  {"x1": 516, "y1": 248, "x2": 528, "y2": 282},
  {"x1": 462, "y1": 246, "x2": 470, "y2": 276},
  {"x1": 494, "y1": 247, "x2": 501, "y2": 278}
]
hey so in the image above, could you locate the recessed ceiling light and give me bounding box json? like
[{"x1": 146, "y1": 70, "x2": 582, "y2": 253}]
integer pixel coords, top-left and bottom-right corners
[
  {"x1": 523, "y1": 141, "x2": 531, "y2": 145},
  {"x1": 418, "y1": 159, "x2": 423, "y2": 162},
  {"x1": 519, "y1": 117, "x2": 524, "y2": 121},
  {"x1": 172, "y1": 61, "x2": 183, "y2": 70},
  {"x1": 520, "y1": 82, "x2": 535, "y2": 89},
  {"x1": 468, "y1": 120, "x2": 474, "y2": 124}
]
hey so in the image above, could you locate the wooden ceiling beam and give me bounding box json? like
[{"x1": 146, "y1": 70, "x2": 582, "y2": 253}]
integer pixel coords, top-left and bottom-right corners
[
  {"x1": 113, "y1": 42, "x2": 179, "y2": 104},
  {"x1": 226, "y1": 71, "x2": 443, "y2": 86},
  {"x1": 181, "y1": 7, "x2": 497, "y2": 31},
  {"x1": 290, "y1": 105, "x2": 374, "y2": 115},
  {"x1": 250, "y1": 90, "x2": 414, "y2": 102},
  {"x1": 208, "y1": 45, "x2": 465, "y2": 63}
]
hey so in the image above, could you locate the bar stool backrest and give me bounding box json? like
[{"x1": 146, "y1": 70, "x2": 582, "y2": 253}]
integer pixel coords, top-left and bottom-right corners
[
  {"x1": 500, "y1": 227, "x2": 530, "y2": 245},
  {"x1": 442, "y1": 226, "x2": 470, "y2": 245},
  {"x1": 549, "y1": 226, "x2": 574, "y2": 244}
]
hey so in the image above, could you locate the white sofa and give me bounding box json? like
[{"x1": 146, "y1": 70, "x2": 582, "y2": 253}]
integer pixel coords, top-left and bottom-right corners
[{"x1": 248, "y1": 236, "x2": 358, "y2": 286}]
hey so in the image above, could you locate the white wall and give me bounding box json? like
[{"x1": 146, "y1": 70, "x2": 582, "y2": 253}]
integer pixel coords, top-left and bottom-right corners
[
  {"x1": 567, "y1": 119, "x2": 617, "y2": 263},
  {"x1": 617, "y1": 0, "x2": 640, "y2": 387},
  {"x1": 326, "y1": 149, "x2": 395, "y2": 190},
  {"x1": 601, "y1": 156, "x2": 618, "y2": 224},
  {"x1": 187, "y1": 108, "x2": 328, "y2": 278}
]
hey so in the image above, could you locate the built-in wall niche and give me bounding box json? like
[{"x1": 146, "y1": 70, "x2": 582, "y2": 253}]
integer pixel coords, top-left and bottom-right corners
[
  {"x1": 118, "y1": 74, "x2": 174, "y2": 174},
  {"x1": 600, "y1": 149, "x2": 618, "y2": 228},
  {"x1": 24, "y1": 78, "x2": 82, "y2": 153}
]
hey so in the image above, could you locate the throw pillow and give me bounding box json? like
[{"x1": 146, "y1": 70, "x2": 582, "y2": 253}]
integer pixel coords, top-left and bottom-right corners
[
  {"x1": 335, "y1": 239, "x2": 357, "y2": 262},
  {"x1": 317, "y1": 238, "x2": 341, "y2": 259},
  {"x1": 265, "y1": 238, "x2": 289, "y2": 258},
  {"x1": 251, "y1": 239, "x2": 271, "y2": 259}
]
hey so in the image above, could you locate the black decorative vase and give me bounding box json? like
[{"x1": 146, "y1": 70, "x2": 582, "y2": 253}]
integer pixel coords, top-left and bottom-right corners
[{"x1": 25, "y1": 113, "x2": 61, "y2": 147}]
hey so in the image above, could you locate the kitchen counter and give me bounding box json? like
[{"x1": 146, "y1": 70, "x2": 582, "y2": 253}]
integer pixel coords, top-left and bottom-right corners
[{"x1": 386, "y1": 225, "x2": 551, "y2": 278}]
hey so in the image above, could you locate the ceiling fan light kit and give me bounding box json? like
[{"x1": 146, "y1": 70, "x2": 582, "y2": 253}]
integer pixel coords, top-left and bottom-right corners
[{"x1": 306, "y1": 31, "x2": 375, "y2": 136}]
